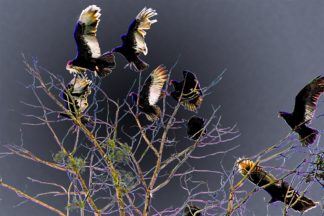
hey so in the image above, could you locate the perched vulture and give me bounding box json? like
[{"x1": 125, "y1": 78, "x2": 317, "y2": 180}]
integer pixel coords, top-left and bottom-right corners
[
  {"x1": 279, "y1": 75, "x2": 324, "y2": 145},
  {"x1": 129, "y1": 65, "x2": 168, "y2": 121},
  {"x1": 237, "y1": 158, "x2": 317, "y2": 213},
  {"x1": 170, "y1": 71, "x2": 203, "y2": 111},
  {"x1": 60, "y1": 77, "x2": 92, "y2": 124},
  {"x1": 66, "y1": 5, "x2": 116, "y2": 77},
  {"x1": 113, "y1": 7, "x2": 157, "y2": 72},
  {"x1": 187, "y1": 116, "x2": 206, "y2": 140},
  {"x1": 184, "y1": 205, "x2": 202, "y2": 216}
]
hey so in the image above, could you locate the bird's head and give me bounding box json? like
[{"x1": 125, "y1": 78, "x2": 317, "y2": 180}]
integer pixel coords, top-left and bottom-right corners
[
  {"x1": 236, "y1": 158, "x2": 256, "y2": 176},
  {"x1": 278, "y1": 111, "x2": 290, "y2": 119},
  {"x1": 66, "y1": 60, "x2": 84, "y2": 74},
  {"x1": 66, "y1": 60, "x2": 73, "y2": 70},
  {"x1": 169, "y1": 79, "x2": 179, "y2": 87},
  {"x1": 128, "y1": 92, "x2": 138, "y2": 104},
  {"x1": 160, "y1": 90, "x2": 169, "y2": 98}
]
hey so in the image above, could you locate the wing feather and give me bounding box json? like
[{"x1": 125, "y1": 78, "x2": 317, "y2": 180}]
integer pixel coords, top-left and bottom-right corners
[
  {"x1": 293, "y1": 75, "x2": 324, "y2": 123},
  {"x1": 141, "y1": 65, "x2": 168, "y2": 106},
  {"x1": 75, "y1": 5, "x2": 101, "y2": 59},
  {"x1": 131, "y1": 7, "x2": 157, "y2": 55}
]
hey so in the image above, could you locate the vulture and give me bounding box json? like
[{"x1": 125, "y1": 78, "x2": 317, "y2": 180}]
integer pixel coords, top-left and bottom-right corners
[
  {"x1": 113, "y1": 7, "x2": 157, "y2": 72},
  {"x1": 60, "y1": 77, "x2": 92, "y2": 124},
  {"x1": 279, "y1": 75, "x2": 324, "y2": 145},
  {"x1": 184, "y1": 205, "x2": 202, "y2": 216},
  {"x1": 129, "y1": 65, "x2": 168, "y2": 121},
  {"x1": 66, "y1": 5, "x2": 116, "y2": 77},
  {"x1": 170, "y1": 70, "x2": 203, "y2": 111},
  {"x1": 237, "y1": 158, "x2": 317, "y2": 213},
  {"x1": 187, "y1": 116, "x2": 206, "y2": 140}
]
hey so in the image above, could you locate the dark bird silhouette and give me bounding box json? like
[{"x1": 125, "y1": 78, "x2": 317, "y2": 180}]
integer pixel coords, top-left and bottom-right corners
[
  {"x1": 129, "y1": 65, "x2": 168, "y2": 121},
  {"x1": 66, "y1": 5, "x2": 116, "y2": 77},
  {"x1": 170, "y1": 70, "x2": 203, "y2": 111},
  {"x1": 113, "y1": 7, "x2": 157, "y2": 72},
  {"x1": 60, "y1": 77, "x2": 92, "y2": 125},
  {"x1": 279, "y1": 75, "x2": 324, "y2": 145},
  {"x1": 187, "y1": 116, "x2": 206, "y2": 140},
  {"x1": 184, "y1": 205, "x2": 202, "y2": 216},
  {"x1": 237, "y1": 159, "x2": 317, "y2": 213}
]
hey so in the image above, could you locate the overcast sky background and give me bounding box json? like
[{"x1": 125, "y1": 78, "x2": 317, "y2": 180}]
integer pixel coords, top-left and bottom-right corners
[{"x1": 0, "y1": 0, "x2": 323, "y2": 215}]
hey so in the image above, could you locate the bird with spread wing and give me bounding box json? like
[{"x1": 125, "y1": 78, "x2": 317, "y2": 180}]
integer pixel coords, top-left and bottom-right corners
[
  {"x1": 279, "y1": 75, "x2": 324, "y2": 145},
  {"x1": 113, "y1": 7, "x2": 157, "y2": 72},
  {"x1": 66, "y1": 5, "x2": 116, "y2": 77},
  {"x1": 170, "y1": 70, "x2": 204, "y2": 112},
  {"x1": 237, "y1": 158, "x2": 317, "y2": 213},
  {"x1": 129, "y1": 65, "x2": 168, "y2": 121},
  {"x1": 60, "y1": 77, "x2": 92, "y2": 125}
]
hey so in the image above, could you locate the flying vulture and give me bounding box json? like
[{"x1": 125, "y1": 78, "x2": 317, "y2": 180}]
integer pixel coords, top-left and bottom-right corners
[
  {"x1": 66, "y1": 5, "x2": 116, "y2": 77},
  {"x1": 170, "y1": 70, "x2": 203, "y2": 111},
  {"x1": 60, "y1": 77, "x2": 92, "y2": 124},
  {"x1": 184, "y1": 205, "x2": 202, "y2": 216},
  {"x1": 279, "y1": 75, "x2": 324, "y2": 145},
  {"x1": 237, "y1": 158, "x2": 317, "y2": 213},
  {"x1": 129, "y1": 65, "x2": 168, "y2": 121},
  {"x1": 187, "y1": 116, "x2": 206, "y2": 140},
  {"x1": 113, "y1": 7, "x2": 157, "y2": 72}
]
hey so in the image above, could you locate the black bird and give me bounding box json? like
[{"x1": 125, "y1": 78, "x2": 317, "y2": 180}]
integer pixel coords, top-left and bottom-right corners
[
  {"x1": 170, "y1": 71, "x2": 203, "y2": 111},
  {"x1": 237, "y1": 159, "x2": 317, "y2": 213},
  {"x1": 187, "y1": 116, "x2": 206, "y2": 140},
  {"x1": 279, "y1": 75, "x2": 324, "y2": 145},
  {"x1": 113, "y1": 7, "x2": 157, "y2": 72},
  {"x1": 184, "y1": 205, "x2": 202, "y2": 216},
  {"x1": 60, "y1": 77, "x2": 92, "y2": 124},
  {"x1": 129, "y1": 65, "x2": 168, "y2": 121},
  {"x1": 66, "y1": 5, "x2": 116, "y2": 77}
]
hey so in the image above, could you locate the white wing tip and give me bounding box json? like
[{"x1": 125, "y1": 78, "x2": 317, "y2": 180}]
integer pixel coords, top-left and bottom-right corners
[
  {"x1": 136, "y1": 7, "x2": 157, "y2": 20},
  {"x1": 84, "y1": 5, "x2": 101, "y2": 13},
  {"x1": 79, "y1": 5, "x2": 102, "y2": 24}
]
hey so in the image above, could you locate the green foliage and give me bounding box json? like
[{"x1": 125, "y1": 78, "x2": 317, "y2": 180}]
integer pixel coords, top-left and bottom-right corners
[
  {"x1": 53, "y1": 150, "x2": 86, "y2": 173},
  {"x1": 315, "y1": 153, "x2": 324, "y2": 171},
  {"x1": 66, "y1": 196, "x2": 85, "y2": 211},
  {"x1": 106, "y1": 139, "x2": 130, "y2": 164},
  {"x1": 315, "y1": 152, "x2": 324, "y2": 181},
  {"x1": 120, "y1": 170, "x2": 136, "y2": 188},
  {"x1": 107, "y1": 139, "x2": 116, "y2": 149},
  {"x1": 53, "y1": 150, "x2": 66, "y2": 164},
  {"x1": 306, "y1": 152, "x2": 324, "y2": 183},
  {"x1": 67, "y1": 157, "x2": 86, "y2": 173}
]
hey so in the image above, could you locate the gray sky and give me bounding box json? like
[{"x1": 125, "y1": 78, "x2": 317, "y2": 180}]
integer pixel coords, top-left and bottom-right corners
[{"x1": 0, "y1": 0, "x2": 323, "y2": 215}]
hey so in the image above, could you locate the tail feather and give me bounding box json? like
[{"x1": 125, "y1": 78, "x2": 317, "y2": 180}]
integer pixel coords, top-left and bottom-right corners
[
  {"x1": 145, "y1": 105, "x2": 161, "y2": 121},
  {"x1": 96, "y1": 52, "x2": 116, "y2": 77},
  {"x1": 99, "y1": 52, "x2": 116, "y2": 66},
  {"x1": 126, "y1": 57, "x2": 148, "y2": 72},
  {"x1": 298, "y1": 126, "x2": 318, "y2": 146}
]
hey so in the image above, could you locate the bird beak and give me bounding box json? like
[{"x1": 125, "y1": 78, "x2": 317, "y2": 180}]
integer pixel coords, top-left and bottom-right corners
[{"x1": 160, "y1": 90, "x2": 169, "y2": 97}]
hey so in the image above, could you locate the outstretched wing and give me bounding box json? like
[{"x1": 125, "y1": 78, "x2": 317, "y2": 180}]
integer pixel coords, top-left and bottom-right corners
[
  {"x1": 68, "y1": 77, "x2": 92, "y2": 98},
  {"x1": 141, "y1": 65, "x2": 168, "y2": 105},
  {"x1": 183, "y1": 70, "x2": 201, "y2": 91},
  {"x1": 293, "y1": 75, "x2": 324, "y2": 123},
  {"x1": 127, "y1": 7, "x2": 157, "y2": 55},
  {"x1": 237, "y1": 159, "x2": 317, "y2": 213},
  {"x1": 179, "y1": 70, "x2": 203, "y2": 111},
  {"x1": 74, "y1": 5, "x2": 101, "y2": 59}
]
